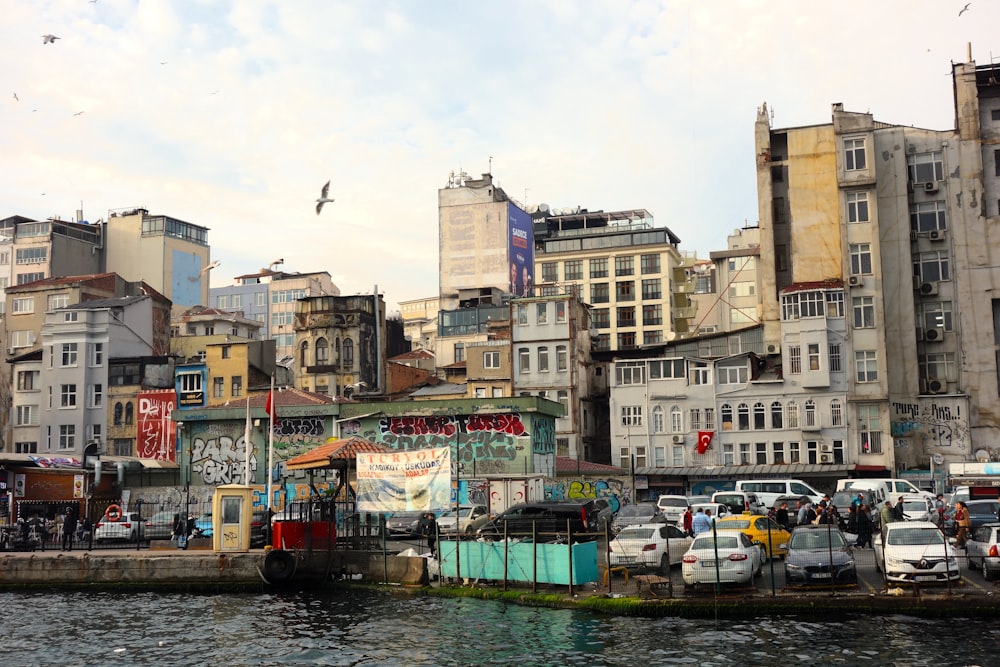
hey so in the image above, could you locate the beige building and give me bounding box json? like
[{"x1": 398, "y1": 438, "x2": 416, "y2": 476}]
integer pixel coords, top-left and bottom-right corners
[{"x1": 690, "y1": 227, "x2": 761, "y2": 337}]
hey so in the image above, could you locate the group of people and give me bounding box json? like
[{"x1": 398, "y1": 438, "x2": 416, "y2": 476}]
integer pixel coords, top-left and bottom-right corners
[{"x1": 681, "y1": 506, "x2": 716, "y2": 536}]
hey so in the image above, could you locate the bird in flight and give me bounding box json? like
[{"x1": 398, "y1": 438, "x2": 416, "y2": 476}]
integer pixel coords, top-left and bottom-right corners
[
  {"x1": 73, "y1": 111, "x2": 85, "y2": 116},
  {"x1": 199, "y1": 260, "x2": 221, "y2": 275},
  {"x1": 42, "y1": 34, "x2": 60, "y2": 44},
  {"x1": 12, "y1": 93, "x2": 18, "y2": 102},
  {"x1": 316, "y1": 180, "x2": 334, "y2": 214},
  {"x1": 959, "y1": 2, "x2": 971, "y2": 15}
]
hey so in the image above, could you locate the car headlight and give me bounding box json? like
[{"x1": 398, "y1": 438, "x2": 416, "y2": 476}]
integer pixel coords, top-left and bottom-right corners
[{"x1": 785, "y1": 563, "x2": 803, "y2": 572}]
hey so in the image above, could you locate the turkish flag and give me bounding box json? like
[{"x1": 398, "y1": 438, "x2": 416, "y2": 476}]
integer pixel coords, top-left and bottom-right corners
[
  {"x1": 696, "y1": 431, "x2": 714, "y2": 455},
  {"x1": 265, "y1": 390, "x2": 280, "y2": 427}
]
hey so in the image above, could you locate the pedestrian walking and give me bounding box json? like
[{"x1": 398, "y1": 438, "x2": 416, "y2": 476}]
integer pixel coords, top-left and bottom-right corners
[
  {"x1": 880, "y1": 501, "x2": 894, "y2": 528},
  {"x1": 955, "y1": 501, "x2": 971, "y2": 548},
  {"x1": 682, "y1": 507, "x2": 694, "y2": 537},
  {"x1": 61, "y1": 506, "x2": 78, "y2": 551},
  {"x1": 422, "y1": 512, "x2": 438, "y2": 557},
  {"x1": 775, "y1": 502, "x2": 790, "y2": 531},
  {"x1": 855, "y1": 504, "x2": 873, "y2": 548},
  {"x1": 892, "y1": 497, "x2": 906, "y2": 522},
  {"x1": 692, "y1": 507, "x2": 712, "y2": 535}
]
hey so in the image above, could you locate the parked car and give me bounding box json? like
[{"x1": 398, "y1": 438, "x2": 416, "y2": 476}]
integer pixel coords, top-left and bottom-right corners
[
  {"x1": 966, "y1": 523, "x2": 1000, "y2": 581},
  {"x1": 681, "y1": 531, "x2": 764, "y2": 588},
  {"x1": 591, "y1": 498, "x2": 617, "y2": 533},
  {"x1": 686, "y1": 495, "x2": 712, "y2": 506},
  {"x1": 898, "y1": 495, "x2": 935, "y2": 522},
  {"x1": 734, "y1": 479, "x2": 824, "y2": 509},
  {"x1": 608, "y1": 523, "x2": 693, "y2": 573},
  {"x1": 964, "y1": 500, "x2": 1000, "y2": 533},
  {"x1": 144, "y1": 510, "x2": 178, "y2": 541},
  {"x1": 714, "y1": 514, "x2": 791, "y2": 559},
  {"x1": 830, "y1": 489, "x2": 883, "y2": 527},
  {"x1": 689, "y1": 502, "x2": 731, "y2": 521},
  {"x1": 476, "y1": 500, "x2": 602, "y2": 542},
  {"x1": 611, "y1": 503, "x2": 662, "y2": 534},
  {"x1": 94, "y1": 511, "x2": 146, "y2": 543},
  {"x1": 783, "y1": 525, "x2": 858, "y2": 587},
  {"x1": 874, "y1": 521, "x2": 959, "y2": 584},
  {"x1": 385, "y1": 510, "x2": 429, "y2": 538},
  {"x1": 711, "y1": 491, "x2": 765, "y2": 516},
  {"x1": 195, "y1": 512, "x2": 213, "y2": 538},
  {"x1": 435, "y1": 504, "x2": 490, "y2": 535},
  {"x1": 656, "y1": 495, "x2": 689, "y2": 525}
]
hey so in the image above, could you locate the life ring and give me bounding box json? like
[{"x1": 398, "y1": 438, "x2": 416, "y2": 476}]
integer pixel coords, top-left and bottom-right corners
[
  {"x1": 262, "y1": 549, "x2": 297, "y2": 584},
  {"x1": 104, "y1": 504, "x2": 122, "y2": 522}
]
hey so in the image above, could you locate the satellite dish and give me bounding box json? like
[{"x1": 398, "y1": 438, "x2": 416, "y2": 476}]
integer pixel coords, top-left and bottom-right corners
[
  {"x1": 551, "y1": 208, "x2": 562, "y2": 216},
  {"x1": 538, "y1": 203, "x2": 549, "y2": 213},
  {"x1": 975, "y1": 449, "x2": 990, "y2": 463},
  {"x1": 932, "y1": 454, "x2": 944, "y2": 465}
]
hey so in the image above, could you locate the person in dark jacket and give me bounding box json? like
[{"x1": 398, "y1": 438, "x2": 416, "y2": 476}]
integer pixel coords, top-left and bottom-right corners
[
  {"x1": 61, "y1": 506, "x2": 78, "y2": 551},
  {"x1": 421, "y1": 513, "x2": 438, "y2": 556},
  {"x1": 855, "y1": 504, "x2": 874, "y2": 548},
  {"x1": 892, "y1": 496, "x2": 906, "y2": 522},
  {"x1": 775, "y1": 502, "x2": 790, "y2": 531}
]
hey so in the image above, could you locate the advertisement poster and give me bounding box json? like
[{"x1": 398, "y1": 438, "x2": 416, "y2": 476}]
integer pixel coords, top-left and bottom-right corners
[
  {"x1": 355, "y1": 447, "x2": 451, "y2": 513},
  {"x1": 73, "y1": 475, "x2": 84, "y2": 499},
  {"x1": 14, "y1": 474, "x2": 24, "y2": 498},
  {"x1": 507, "y1": 203, "x2": 534, "y2": 297}
]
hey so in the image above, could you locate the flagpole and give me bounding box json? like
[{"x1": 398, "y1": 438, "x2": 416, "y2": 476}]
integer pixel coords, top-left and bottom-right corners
[
  {"x1": 243, "y1": 393, "x2": 252, "y2": 485},
  {"x1": 267, "y1": 373, "x2": 275, "y2": 513}
]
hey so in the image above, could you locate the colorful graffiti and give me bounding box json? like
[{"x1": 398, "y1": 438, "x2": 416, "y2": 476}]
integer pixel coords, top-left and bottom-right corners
[
  {"x1": 190, "y1": 434, "x2": 257, "y2": 485},
  {"x1": 137, "y1": 390, "x2": 176, "y2": 461},
  {"x1": 544, "y1": 477, "x2": 629, "y2": 512}
]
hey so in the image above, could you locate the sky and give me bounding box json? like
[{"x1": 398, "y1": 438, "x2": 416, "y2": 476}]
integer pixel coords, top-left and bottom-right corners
[{"x1": 3, "y1": 0, "x2": 999, "y2": 314}]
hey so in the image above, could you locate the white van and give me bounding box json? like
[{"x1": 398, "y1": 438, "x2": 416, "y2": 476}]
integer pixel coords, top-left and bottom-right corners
[
  {"x1": 733, "y1": 479, "x2": 824, "y2": 510},
  {"x1": 835, "y1": 478, "x2": 934, "y2": 500}
]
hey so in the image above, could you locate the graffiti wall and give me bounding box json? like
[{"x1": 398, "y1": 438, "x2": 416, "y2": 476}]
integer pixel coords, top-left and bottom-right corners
[
  {"x1": 346, "y1": 412, "x2": 555, "y2": 476},
  {"x1": 891, "y1": 397, "x2": 971, "y2": 463},
  {"x1": 451, "y1": 476, "x2": 631, "y2": 514},
  {"x1": 137, "y1": 390, "x2": 176, "y2": 461}
]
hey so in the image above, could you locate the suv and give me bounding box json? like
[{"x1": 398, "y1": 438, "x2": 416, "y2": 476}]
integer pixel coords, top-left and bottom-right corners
[
  {"x1": 656, "y1": 495, "x2": 689, "y2": 525},
  {"x1": 711, "y1": 491, "x2": 765, "y2": 516},
  {"x1": 476, "y1": 500, "x2": 602, "y2": 542}
]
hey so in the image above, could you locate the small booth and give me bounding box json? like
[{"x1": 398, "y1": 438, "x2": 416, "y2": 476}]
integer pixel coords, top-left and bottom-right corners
[{"x1": 212, "y1": 484, "x2": 255, "y2": 552}]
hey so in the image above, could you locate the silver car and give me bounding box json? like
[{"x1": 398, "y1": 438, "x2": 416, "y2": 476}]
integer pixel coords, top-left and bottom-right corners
[{"x1": 967, "y1": 523, "x2": 1000, "y2": 581}]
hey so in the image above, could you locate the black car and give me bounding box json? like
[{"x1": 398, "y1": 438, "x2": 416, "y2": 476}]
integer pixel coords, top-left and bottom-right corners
[
  {"x1": 966, "y1": 500, "x2": 1000, "y2": 533},
  {"x1": 783, "y1": 525, "x2": 857, "y2": 587},
  {"x1": 476, "y1": 500, "x2": 602, "y2": 542}
]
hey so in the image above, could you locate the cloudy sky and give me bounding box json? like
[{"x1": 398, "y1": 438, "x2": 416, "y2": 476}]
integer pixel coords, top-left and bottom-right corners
[{"x1": 3, "y1": 0, "x2": 997, "y2": 312}]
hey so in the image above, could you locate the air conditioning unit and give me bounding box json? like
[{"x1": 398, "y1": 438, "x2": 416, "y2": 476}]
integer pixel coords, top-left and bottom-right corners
[
  {"x1": 924, "y1": 181, "x2": 939, "y2": 193},
  {"x1": 820, "y1": 443, "x2": 833, "y2": 453},
  {"x1": 766, "y1": 343, "x2": 780, "y2": 355},
  {"x1": 670, "y1": 434, "x2": 685, "y2": 444},
  {"x1": 924, "y1": 328, "x2": 944, "y2": 342},
  {"x1": 929, "y1": 229, "x2": 946, "y2": 242},
  {"x1": 820, "y1": 454, "x2": 834, "y2": 464},
  {"x1": 848, "y1": 275, "x2": 863, "y2": 288},
  {"x1": 919, "y1": 281, "x2": 939, "y2": 296},
  {"x1": 927, "y1": 379, "x2": 945, "y2": 394},
  {"x1": 6, "y1": 347, "x2": 15, "y2": 355}
]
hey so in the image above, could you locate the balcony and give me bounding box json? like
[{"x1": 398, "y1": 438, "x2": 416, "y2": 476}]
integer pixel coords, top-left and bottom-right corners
[{"x1": 672, "y1": 306, "x2": 697, "y2": 320}]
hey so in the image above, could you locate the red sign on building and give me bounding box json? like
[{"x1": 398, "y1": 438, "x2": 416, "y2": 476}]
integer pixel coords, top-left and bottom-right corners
[{"x1": 137, "y1": 389, "x2": 177, "y2": 461}]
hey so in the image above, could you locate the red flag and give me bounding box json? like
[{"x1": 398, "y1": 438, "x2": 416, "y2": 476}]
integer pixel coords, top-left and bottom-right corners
[
  {"x1": 265, "y1": 390, "x2": 280, "y2": 426},
  {"x1": 696, "y1": 431, "x2": 714, "y2": 455}
]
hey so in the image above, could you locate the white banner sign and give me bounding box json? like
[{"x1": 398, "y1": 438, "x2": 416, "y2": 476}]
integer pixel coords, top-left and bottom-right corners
[{"x1": 356, "y1": 447, "x2": 452, "y2": 513}]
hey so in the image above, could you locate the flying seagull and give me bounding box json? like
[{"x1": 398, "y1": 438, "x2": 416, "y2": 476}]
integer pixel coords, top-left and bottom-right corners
[
  {"x1": 12, "y1": 93, "x2": 18, "y2": 102},
  {"x1": 959, "y1": 2, "x2": 971, "y2": 15},
  {"x1": 315, "y1": 180, "x2": 334, "y2": 214},
  {"x1": 73, "y1": 111, "x2": 85, "y2": 116},
  {"x1": 42, "y1": 34, "x2": 60, "y2": 44},
  {"x1": 199, "y1": 260, "x2": 221, "y2": 275}
]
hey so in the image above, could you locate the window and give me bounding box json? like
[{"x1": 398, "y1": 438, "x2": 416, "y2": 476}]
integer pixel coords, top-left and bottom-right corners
[
  {"x1": 723, "y1": 443, "x2": 735, "y2": 465},
  {"x1": 299, "y1": 341, "x2": 309, "y2": 368},
  {"x1": 14, "y1": 442, "x2": 37, "y2": 454},
  {"x1": 60, "y1": 343, "x2": 78, "y2": 366},
  {"x1": 16, "y1": 405, "x2": 38, "y2": 426},
  {"x1": 704, "y1": 408, "x2": 715, "y2": 430},
  {"x1": 858, "y1": 404, "x2": 882, "y2": 454},
  {"x1": 689, "y1": 363, "x2": 710, "y2": 385},
  {"x1": 216, "y1": 295, "x2": 228, "y2": 309},
  {"x1": 844, "y1": 137, "x2": 866, "y2": 171},
  {"x1": 644, "y1": 330, "x2": 662, "y2": 345},
  {"x1": 590, "y1": 258, "x2": 608, "y2": 278},
  {"x1": 316, "y1": 338, "x2": 329, "y2": 364},
  {"x1": 125, "y1": 402, "x2": 134, "y2": 425},
  {"x1": 826, "y1": 292, "x2": 844, "y2": 318},
  {"x1": 231, "y1": 294, "x2": 241, "y2": 309},
  {"x1": 221, "y1": 345, "x2": 231, "y2": 359},
  {"x1": 213, "y1": 377, "x2": 225, "y2": 398},
  {"x1": 454, "y1": 342, "x2": 465, "y2": 363},
  {"x1": 652, "y1": 406, "x2": 665, "y2": 433},
  {"x1": 917, "y1": 301, "x2": 953, "y2": 332},
  {"x1": 535, "y1": 303, "x2": 548, "y2": 325},
  {"x1": 690, "y1": 408, "x2": 702, "y2": 430},
  {"x1": 60, "y1": 384, "x2": 77, "y2": 408},
  {"x1": 831, "y1": 399, "x2": 843, "y2": 426},
  {"x1": 737, "y1": 403, "x2": 750, "y2": 430},
  {"x1": 771, "y1": 401, "x2": 783, "y2": 429},
  {"x1": 17, "y1": 370, "x2": 39, "y2": 391},
  {"x1": 849, "y1": 243, "x2": 873, "y2": 275},
  {"x1": 805, "y1": 400, "x2": 817, "y2": 427},
  {"x1": 753, "y1": 402, "x2": 766, "y2": 430},
  {"x1": 16, "y1": 247, "x2": 47, "y2": 264},
  {"x1": 541, "y1": 262, "x2": 558, "y2": 282},
  {"x1": 231, "y1": 376, "x2": 243, "y2": 397},
  {"x1": 12, "y1": 297, "x2": 33, "y2": 314},
  {"x1": 910, "y1": 201, "x2": 947, "y2": 233},
  {"x1": 846, "y1": 191, "x2": 870, "y2": 223},
  {"x1": 829, "y1": 343, "x2": 842, "y2": 372},
  {"x1": 592, "y1": 308, "x2": 609, "y2": 329},
  {"x1": 852, "y1": 296, "x2": 875, "y2": 328},
  {"x1": 484, "y1": 351, "x2": 500, "y2": 369},
  {"x1": 538, "y1": 346, "x2": 549, "y2": 372},
  {"x1": 773, "y1": 442, "x2": 785, "y2": 464},
  {"x1": 718, "y1": 366, "x2": 748, "y2": 384},
  {"x1": 642, "y1": 304, "x2": 662, "y2": 326},
  {"x1": 621, "y1": 405, "x2": 642, "y2": 427},
  {"x1": 919, "y1": 352, "x2": 956, "y2": 385},
  {"x1": 256, "y1": 291, "x2": 266, "y2": 307},
  {"x1": 670, "y1": 406, "x2": 683, "y2": 432},
  {"x1": 788, "y1": 345, "x2": 801, "y2": 374},
  {"x1": 640, "y1": 253, "x2": 661, "y2": 274},
  {"x1": 641, "y1": 278, "x2": 661, "y2": 300},
  {"x1": 564, "y1": 260, "x2": 583, "y2": 281},
  {"x1": 556, "y1": 345, "x2": 567, "y2": 371},
  {"x1": 89, "y1": 383, "x2": 103, "y2": 408},
  {"x1": 855, "y1": 350, "x2": 878, "y2": 382},
  {"x1": 616, "y1": 362, "x2": 645, "y2": 385},
  {"x1": 788, "y1": 441, "x2": 801, "y2": 464},
  {"x1": 756, "y1": 442, "x2": 768, "y2": 464},
  {"x1": 808, "y1": 343, "x2": 820, "y2": 371},
  {"x1": 180, "y1": 372, "x2": 202, "y2": 393},
  {"x1": 907, "y1": 151, "x2": 944, "y2": 183},
  {"x1": 591, "y1": 283, "x2": 609, "y2": 303},
  {"x1": 671, "y1": 445, "x2": 684, "y2": 467},
  {"x1": 781, "y1": 294, "x2": 800, "y2": 320},
  {"x1": 18, "y1": 272, "x2": 45, "y2": 285},
  {"x1": 518, "y1": 348, "x2": 530, "y2": 373},
  {"x1": 342, "y1": 339, "x2": 354, "y2": 369},
  {"x1": 617, "y1": 306, "x2": 635, "y2": 327},
  {"x1": 786, "y1": 402, "x2": 799, "y2": 429},
  {"x1": 616, "y1": 281, "x2": 635, "y2": 301},
  {"x1": 473, "y1": 387, "x2": 487, "y2": 398},
  {"x1": 516, "y1": 304, "x2": 528, "y2": 325},
  {"x1": 90, "y1": 343, "x2": 104, "y2": 367},
  {"x1": 59, "y1": 424, "x2": 76, "y2": 450},
  {"x1": 615, "y1": 255, "x2": 634, "y2": 276},
  {"x1": 617, "y1": 331, "x2": 636, "y2": 349},
  {"x1": 913, "y1": 250, "x2": 950, "y2": 283},
  {"x1": 739, "y1": 443, "x2": 751, "y2": 465},
  {"x1": 113, "y1": 402, "x2": 123, "y2": 425},
  {"x1": 556, "y1": 302, "x2": 566, "y2": 322}
]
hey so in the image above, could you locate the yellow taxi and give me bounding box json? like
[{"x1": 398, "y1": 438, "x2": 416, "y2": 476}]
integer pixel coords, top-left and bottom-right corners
[{"x1": 713, "y1": 513, "x2": 791, "y2": 559}]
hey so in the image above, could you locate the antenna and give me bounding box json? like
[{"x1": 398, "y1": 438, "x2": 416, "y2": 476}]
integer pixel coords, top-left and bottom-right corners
[{"x1": 489, "y1": 156, "x2": 493, "y2": 174}]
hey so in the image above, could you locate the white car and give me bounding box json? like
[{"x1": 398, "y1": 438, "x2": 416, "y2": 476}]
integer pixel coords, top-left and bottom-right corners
[
  {"x1": 435, "y1": 504, "x2": 490, "y2": 535},
  {"x1": 874, "y1": 521, "x2": 959, "y2": 584},
  {"x1": 897, "y1": 495, "x2": 935, "y2": 522},
  {"x1": 655, "y1": 495, "x2": 689, "y2": 525},
  {"x1": 681, "y1": 531, "x2": 764, "y2": 588},
  {"x1": 966, "y1": 523, "x2": 1000, "y2": 581},
  {"x1": 608, "y1": 523, "x2": 693, "y2": 572},
  {"x1": 94, "y1": 511, "x2": 146, "y2": 543}
]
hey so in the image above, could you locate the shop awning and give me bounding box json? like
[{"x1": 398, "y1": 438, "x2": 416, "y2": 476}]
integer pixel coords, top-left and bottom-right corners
[
  {"x1": 285, "y1": 436, "x2": 390, "y2": 471},
  {"x1": 635, "y1": 464, "x2": 854, "y2": 477}
]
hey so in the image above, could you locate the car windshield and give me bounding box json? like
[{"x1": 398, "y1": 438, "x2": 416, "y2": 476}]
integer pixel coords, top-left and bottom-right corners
[
  {"x1": 390, "y1": 511, "x2": 426, "y2": 520},
  {"x1": 902, "y1": 502, "x2": 927, "y2": 512},
  {"x1": 660, "y1": 498, "x2": 687, "y2": 508},
  {"x1": 439, "y1": 507, "x2": 476, "y2": 518},
  {"x1": 832, "y1": 493, "x2": 856, "y2": 506},
  {"x1": 692, "y1": 535, "x2": 738, "y2": 550},
  {"x1": 790, "y1": 530, "x2": 847, "y2": 549},
  {"x1": 619, "y1": 505, "x2": 656, "y2": 517},
  {"x1": 718, "y1": 519, "x2": 751, "y2": 530},
  {"x1": 969, "y1": 502, "x2": 1000, "y2": 515},
  {"x1": 617, "y1": 528, "x2": 656, "y2": 540},
  {"x1": 886, "y1": 527, "x2": 945, "y2": 546}
]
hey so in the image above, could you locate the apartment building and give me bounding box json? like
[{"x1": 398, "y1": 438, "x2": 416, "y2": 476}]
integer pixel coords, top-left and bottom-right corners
[{"x1": 689, "y1": 226, "x2": 761, "y2": 336}]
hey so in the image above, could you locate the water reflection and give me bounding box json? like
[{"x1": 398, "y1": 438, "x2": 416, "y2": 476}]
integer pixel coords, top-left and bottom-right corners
[{"x1": 0, "y1": 589, "x2": 996, "y2": 666}]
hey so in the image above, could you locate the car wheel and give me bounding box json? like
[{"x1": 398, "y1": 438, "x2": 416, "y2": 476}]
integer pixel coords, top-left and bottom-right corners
[{"x1": 983, "y1": 559, "x2": 993, "y2": 581}]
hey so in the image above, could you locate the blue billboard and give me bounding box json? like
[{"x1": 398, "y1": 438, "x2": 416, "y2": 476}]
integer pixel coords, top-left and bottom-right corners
[{"x1": 507, "y1": 203, "x2": 534, "y2": 297}]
